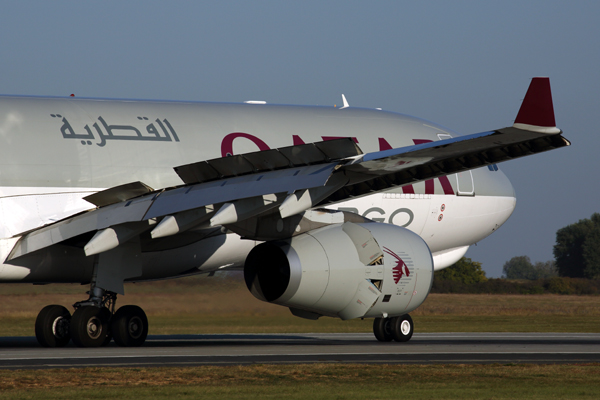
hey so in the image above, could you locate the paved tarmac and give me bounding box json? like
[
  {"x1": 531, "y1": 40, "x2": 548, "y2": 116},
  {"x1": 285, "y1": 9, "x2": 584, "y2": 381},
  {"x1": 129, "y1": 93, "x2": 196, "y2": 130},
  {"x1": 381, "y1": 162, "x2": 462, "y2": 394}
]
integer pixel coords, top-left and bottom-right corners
[{"x1": 0, "y1": 332, "x2": 599, "y2": 369}]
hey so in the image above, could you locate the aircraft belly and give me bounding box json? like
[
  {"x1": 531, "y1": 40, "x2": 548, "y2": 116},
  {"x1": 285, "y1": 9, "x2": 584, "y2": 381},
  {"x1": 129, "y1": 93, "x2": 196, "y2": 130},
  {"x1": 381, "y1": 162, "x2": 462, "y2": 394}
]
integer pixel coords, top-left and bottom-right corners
[
  {"x1": 431, "y1": 246, "x2": 470, "y2": 271},
  {"x1": 140, "y1": 233, "x2": 256, "y2": 281},
  {"x1": 0, "y1": 238, "x2": 29, "y2": 280},
  {"x1": 421, "y1": 195, "x2": 516, "y2": 253}
]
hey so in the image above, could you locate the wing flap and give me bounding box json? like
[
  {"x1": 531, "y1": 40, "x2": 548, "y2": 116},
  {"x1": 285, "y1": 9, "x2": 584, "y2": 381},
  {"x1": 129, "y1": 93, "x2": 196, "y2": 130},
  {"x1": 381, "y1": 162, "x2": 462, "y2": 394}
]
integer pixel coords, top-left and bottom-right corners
[
  {"x1": 83, "y1": 181, "x2": 154, "y2": 207},
  {"x1": 8, "y1": 161, "x2": 342, "y2": 260},
  {"x1": 144, "y1": 163, "x2": 339, "y2": 220},
  {"x1": 174, "y1": 138, "x2": 362, "y2": 185},
  {"x1": 8, "y1": 194, "x2": 156, "y2": 260}
]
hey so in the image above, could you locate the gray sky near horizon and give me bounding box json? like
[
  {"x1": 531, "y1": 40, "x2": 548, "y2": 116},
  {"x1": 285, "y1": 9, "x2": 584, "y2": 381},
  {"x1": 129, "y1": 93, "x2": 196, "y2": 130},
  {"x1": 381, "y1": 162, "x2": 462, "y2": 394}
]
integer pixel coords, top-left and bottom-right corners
[{"x1": 1, "y1": 1, "x2": 598, "y2": 277}]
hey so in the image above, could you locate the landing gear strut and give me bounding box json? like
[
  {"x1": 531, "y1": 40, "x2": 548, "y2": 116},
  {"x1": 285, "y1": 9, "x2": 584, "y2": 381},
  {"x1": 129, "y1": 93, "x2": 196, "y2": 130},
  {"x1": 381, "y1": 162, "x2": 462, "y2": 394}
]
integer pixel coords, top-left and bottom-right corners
[
  {"x1": 35, "y1": 287, "x2": 148, "y2": 348},
  {"x1": 68, "y1": 287, "x2": 115, "y2": 347},
  {"x1": 373, "y1": 314, "x2": 414, "y2": 342}
]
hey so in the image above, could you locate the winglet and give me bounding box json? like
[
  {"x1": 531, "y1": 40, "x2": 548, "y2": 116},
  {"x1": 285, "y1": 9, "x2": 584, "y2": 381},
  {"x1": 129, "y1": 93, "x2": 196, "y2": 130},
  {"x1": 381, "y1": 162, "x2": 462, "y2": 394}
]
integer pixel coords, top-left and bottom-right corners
[{"x1": 513, "y1": 77, "x2": 560, "y2": 134}]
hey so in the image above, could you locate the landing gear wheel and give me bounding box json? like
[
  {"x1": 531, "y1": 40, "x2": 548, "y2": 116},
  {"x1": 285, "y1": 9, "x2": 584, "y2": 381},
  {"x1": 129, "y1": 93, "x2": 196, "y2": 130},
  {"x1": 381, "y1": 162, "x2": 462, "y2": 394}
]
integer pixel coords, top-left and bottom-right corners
[
  {"x1": 391, "y1": 314, "x2": 414, "y2": 342},
  {"x1": 70, "y1": 306, "x2": 111, "y2": 347},
  {"x1": 102, "y1": 331, "x2": 113, "y2": 347},
  {"x1": 111, "y1": 305, "x2": 148, "y2": 347},
  {"x1": 35, "y1": 305, "x2": 71, "y2": 348},
  {"x1": 373, "y1": 317, "x2": 394, "y2": 342}
]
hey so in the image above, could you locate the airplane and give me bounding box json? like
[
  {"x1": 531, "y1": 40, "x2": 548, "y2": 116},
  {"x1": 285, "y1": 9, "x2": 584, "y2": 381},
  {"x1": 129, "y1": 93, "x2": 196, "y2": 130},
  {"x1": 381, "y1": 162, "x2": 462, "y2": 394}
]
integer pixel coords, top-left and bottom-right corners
[{"x1": 0, "y1": 77, "x2": 569, "y2": 348}]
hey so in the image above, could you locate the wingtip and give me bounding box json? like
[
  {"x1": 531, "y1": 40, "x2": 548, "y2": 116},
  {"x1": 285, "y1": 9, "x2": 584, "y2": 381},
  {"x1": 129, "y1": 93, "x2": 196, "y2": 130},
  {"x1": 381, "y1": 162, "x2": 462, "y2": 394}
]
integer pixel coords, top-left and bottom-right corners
[{"x1": 513, "y1": 77, "x2": 558, "y2": 132}]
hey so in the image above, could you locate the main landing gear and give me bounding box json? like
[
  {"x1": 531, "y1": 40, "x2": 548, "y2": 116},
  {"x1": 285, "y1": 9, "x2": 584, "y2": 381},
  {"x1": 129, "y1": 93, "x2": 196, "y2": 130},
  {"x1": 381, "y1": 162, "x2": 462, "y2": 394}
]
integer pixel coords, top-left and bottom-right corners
[
  {"x1": 35, "y1": 288, "x2": 148, "y2": 348},
  {"x1": 372, "y1": 314, "x2": 414, "y2": 342}
]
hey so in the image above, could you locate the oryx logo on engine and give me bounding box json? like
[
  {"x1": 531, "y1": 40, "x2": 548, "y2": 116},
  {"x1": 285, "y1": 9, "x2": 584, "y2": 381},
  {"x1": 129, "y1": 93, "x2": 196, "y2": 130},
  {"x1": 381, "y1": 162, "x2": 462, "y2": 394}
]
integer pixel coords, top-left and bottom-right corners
[{"x1": 383, "y1": 247, "x2": 410, "y2": 284}]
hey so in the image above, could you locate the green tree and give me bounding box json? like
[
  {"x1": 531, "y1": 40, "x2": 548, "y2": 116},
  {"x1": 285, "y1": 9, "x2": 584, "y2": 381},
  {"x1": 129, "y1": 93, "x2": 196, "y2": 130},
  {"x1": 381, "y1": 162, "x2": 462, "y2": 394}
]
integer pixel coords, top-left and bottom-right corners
[
  {"x1": 503, "y1": 256, "x2": 536, "y2": 279},
  {"x1": 434, "y1": 257, "x2": 487, "y2": 284},
  {"x1": 532, "y1": 260, "x2": 558, "y2": 279},
  {"x1": 582, "y1": 225, "x2": 600, "y2": 279},
  {"x1": 554, "y1": 213, "x2": 600, "y2": 279},
  {"x1": 503, "y1": 256, "x2": 557, "y2": 280}
]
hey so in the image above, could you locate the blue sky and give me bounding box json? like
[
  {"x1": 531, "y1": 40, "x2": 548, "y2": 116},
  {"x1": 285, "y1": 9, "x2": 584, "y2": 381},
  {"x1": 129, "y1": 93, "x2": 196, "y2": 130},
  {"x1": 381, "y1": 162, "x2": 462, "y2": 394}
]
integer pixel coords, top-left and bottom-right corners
[{"x1": 1, "y1": 1, "x2": 598, "y2": 277}]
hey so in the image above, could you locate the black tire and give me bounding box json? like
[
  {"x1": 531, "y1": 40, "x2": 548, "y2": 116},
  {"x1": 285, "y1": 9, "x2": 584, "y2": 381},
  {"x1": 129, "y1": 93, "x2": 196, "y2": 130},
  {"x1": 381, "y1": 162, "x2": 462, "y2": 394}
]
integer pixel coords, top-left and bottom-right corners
[
  {"x1": 35, "y1": 305, "x2": 71, "y2": 348},
  {"x1": 101, "y1": 331, "x2": 113, "y2": 347},
  {"x1": 391, "y1": 314, "x2": 414, "y2": 342},
  {"x1": 373, "y1": 317, "x2": 394, "y2": 342},
  {"x1": 111, "y1": 305, "x2": 148, "y2": 347},
  {"x1": 70, "y1": 306, "x2": 111, "y2": 347}
]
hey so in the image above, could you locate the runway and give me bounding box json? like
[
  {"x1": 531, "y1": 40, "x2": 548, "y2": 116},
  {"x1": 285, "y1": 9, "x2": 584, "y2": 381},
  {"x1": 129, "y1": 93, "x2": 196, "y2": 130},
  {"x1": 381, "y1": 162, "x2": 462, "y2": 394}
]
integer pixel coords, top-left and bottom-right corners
[{"x1": 1, "y1": 332, "x2": 599, "y2": 369}]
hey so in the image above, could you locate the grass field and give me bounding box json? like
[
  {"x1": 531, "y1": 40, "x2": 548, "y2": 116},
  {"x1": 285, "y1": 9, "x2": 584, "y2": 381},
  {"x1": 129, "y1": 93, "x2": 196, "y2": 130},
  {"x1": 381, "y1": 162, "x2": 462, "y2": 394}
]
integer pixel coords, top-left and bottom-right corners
[
  {"x1": 1, "y1": 274, "x2": 599, "y2": 336},
  {"x1": 1, "y1": 364, "x2": 599, "y2": 399},
  {"x1": 1, "y1": 275, "x2": 600, "y2": 398}
]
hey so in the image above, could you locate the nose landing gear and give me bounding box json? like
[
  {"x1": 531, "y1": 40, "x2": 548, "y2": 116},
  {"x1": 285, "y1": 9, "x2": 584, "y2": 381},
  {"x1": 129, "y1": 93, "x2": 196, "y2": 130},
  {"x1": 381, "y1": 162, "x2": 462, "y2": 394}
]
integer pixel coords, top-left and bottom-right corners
[{"x1": 373, "y1": 314, "x2": 414, "y2": 342}]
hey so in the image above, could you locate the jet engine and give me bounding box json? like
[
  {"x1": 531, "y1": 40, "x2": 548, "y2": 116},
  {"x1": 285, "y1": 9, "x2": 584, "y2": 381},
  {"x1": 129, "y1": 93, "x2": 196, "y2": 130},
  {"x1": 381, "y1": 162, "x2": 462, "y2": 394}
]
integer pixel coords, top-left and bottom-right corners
[{"x1": 244, "y1": 222, "x2": 433, "y2": 321}]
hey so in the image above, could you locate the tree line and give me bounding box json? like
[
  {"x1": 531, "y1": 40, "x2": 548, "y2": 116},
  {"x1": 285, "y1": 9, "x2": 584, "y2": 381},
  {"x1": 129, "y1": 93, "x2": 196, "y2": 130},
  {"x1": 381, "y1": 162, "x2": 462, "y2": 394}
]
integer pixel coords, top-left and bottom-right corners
[
  {"x1": 433, "y1": 213, "x2": 600, "y2": 294},
  {"x1": 503, "y1": 212, "x2": 600, "y2": 280},
  {"x1": 433, "y1": 257, "x2": 600, "y2": 295}
]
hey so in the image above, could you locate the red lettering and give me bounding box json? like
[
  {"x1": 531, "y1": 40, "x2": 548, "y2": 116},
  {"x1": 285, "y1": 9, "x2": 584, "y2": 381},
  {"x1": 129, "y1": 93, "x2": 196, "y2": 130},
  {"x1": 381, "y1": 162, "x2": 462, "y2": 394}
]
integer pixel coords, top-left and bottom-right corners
[
  {"x1": 438, "y1": 176, "x2": 455, "y2": 195},
  {"x1": 221, "y1": 132, "x2": 270, "y2": 157},
  {"x1": 378, "y1": 137, "x2": 393, "y2": 151},
  {"x1": 292, "y1": 135, "x2": 306, "y2": 145}
]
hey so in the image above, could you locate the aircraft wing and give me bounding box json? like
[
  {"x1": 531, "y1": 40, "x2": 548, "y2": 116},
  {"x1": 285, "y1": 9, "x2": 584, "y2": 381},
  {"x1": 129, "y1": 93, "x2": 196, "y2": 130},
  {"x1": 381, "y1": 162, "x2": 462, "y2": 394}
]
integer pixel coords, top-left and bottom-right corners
[
  {"x1": 328, "y1": 125, "x2": 568, "y2": 204},
  {"x1": 8, "y1": 77, "x2": 569, "y2": 260}
]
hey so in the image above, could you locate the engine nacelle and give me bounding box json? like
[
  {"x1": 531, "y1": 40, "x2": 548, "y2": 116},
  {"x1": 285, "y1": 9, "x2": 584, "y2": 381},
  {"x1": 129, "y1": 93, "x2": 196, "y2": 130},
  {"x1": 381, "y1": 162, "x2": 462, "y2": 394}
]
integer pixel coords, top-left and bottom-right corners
[{"x1": 244, "y1": 222, "x2": 433, "y2": 320}]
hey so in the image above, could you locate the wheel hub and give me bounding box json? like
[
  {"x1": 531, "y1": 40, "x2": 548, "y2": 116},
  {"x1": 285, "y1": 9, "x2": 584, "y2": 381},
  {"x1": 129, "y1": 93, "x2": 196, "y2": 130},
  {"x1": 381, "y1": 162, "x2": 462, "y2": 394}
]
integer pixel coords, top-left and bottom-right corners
[
  {"x1": 400, "y1": 320, "x2": 411, "y2": 335},
  {"x1": 52, "y1": 316, "x2": 70, "y2": 339},
  {"x1": 86, "y1": 316, "x2": 103, "y2": 340},
  {"x1": 128, "y1": 316, "x2": 143, "y2": 339}
]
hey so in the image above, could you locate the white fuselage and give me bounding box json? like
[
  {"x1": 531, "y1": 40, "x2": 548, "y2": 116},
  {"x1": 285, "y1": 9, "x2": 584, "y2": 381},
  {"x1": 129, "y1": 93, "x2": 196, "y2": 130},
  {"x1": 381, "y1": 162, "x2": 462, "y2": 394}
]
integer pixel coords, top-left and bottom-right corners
[{"x1": 0, "y1": 96, "x2": 516, "y2": 282}]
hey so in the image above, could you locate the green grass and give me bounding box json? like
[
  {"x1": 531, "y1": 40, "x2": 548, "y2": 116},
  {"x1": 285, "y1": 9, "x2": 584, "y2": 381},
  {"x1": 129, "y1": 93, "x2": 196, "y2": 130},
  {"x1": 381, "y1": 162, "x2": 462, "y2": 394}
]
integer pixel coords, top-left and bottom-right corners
[
  {"x1": 2, "y1": 280, "x2": 600, "y2": 398},
  {"x1": 1, "y1": 364, "x2": 600, "y2": 399},
  {"x1": 2, "y1": 279, "x2": 599, "y2": 336}
]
